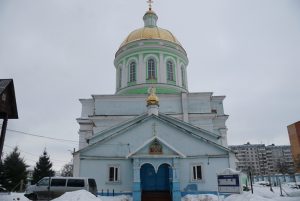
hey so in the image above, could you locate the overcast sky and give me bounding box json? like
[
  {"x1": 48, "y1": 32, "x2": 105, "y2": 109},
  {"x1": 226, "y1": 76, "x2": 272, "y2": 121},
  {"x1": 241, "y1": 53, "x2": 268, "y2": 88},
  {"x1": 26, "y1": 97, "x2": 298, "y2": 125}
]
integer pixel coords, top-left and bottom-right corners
[{"x1": 1, "y1": 0, "x2": 300, "y2": 171}]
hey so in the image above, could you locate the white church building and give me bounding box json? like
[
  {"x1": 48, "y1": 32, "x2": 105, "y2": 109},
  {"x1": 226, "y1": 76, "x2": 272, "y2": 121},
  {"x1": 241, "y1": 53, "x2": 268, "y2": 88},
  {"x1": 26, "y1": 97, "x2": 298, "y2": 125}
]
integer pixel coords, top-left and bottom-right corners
[{"x1": 73, "y1": 4, "x2": 236, "y2": 201}]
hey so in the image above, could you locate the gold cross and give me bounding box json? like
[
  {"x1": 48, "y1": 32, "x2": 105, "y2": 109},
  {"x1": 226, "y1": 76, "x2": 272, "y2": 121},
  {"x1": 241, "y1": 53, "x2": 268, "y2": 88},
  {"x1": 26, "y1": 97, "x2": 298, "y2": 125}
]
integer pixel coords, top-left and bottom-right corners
[{"x1": 147, "y1": 0, "x2": 154, "y2": 10}]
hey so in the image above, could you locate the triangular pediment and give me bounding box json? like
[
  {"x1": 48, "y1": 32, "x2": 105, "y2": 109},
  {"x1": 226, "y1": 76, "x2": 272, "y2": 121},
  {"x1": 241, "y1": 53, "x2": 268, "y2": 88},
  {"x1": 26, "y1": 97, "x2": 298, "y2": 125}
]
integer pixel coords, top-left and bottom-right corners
[
  {"x1": 78, "y1": 113, "x2": 233, "y2": 156},
  {"x1": 126, "y1": 136, "x2": 186, "y2": 158}
]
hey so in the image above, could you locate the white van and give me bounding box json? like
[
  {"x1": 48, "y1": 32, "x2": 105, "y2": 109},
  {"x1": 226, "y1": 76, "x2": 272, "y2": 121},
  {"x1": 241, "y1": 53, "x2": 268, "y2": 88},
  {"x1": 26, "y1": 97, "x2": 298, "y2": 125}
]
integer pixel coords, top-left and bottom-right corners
[{"x1": 24, "y1": 177, "x2": 97, "y2": 200}]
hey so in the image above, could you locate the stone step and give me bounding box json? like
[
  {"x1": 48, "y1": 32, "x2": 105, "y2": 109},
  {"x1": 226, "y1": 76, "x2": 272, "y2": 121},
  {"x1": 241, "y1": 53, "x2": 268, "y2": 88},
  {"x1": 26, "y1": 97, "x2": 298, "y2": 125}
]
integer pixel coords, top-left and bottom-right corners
[{"x1": 142, "y1": 191, "x2": 171, "y2": 201}]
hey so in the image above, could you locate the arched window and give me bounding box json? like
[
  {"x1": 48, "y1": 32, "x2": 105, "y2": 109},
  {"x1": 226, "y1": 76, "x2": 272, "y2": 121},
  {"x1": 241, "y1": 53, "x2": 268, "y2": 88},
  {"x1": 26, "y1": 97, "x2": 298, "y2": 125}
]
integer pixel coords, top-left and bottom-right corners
[
  {"x1": 167, "y1": 61, "x2": 174, "y2": 81},
  {"x1": 118, "y1": 68, "x2": 122, "y2": 88},
  {"x1": 181, "y1": 66, "x2": 185, "y2": 87},
  {"x1": 147, "y1": 59, "x2": 156, "y2": 80},
  {"x1": 129, "y1": 62, "x2": 136, "y2": 82}
]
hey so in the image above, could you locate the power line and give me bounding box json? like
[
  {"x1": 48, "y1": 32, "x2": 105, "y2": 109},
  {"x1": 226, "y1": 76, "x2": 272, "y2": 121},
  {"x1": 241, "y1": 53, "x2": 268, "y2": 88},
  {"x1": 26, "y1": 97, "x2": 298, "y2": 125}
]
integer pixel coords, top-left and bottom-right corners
[
  {"x1": 1, "y1": 125, "x2": 131, "y2": 148},
  {"x1": 2, "y1": 127, "x2": 131, "y2": 147},
  {"x1": 5, "y1": 128, "x2": 80, "y2": 143},
  {"x1": 3, "y1": 144, "x2": 71, "y2": 164}
]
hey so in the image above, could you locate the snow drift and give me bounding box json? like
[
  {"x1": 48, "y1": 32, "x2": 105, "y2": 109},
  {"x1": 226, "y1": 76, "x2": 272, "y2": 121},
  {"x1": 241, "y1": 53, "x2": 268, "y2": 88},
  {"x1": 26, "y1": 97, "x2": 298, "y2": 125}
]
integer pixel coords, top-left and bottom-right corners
[{"x1": 52, "y1": 190, "x2": 100, "y2": 201}]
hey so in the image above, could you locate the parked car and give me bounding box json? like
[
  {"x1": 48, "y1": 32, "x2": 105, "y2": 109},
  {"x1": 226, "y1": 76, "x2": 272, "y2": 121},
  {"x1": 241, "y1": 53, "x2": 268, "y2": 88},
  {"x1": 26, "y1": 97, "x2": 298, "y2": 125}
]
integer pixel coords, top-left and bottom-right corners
[{"x1": 24, "y1": 177, "x2": 97, "y2": 200}]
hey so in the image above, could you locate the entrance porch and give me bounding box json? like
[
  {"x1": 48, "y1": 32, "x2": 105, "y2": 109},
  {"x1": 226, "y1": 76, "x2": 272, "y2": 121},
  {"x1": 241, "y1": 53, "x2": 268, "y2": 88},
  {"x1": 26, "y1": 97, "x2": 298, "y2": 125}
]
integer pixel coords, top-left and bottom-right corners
[{"x1": 132, "y1": 158, "x2": 181, "y2": 201}]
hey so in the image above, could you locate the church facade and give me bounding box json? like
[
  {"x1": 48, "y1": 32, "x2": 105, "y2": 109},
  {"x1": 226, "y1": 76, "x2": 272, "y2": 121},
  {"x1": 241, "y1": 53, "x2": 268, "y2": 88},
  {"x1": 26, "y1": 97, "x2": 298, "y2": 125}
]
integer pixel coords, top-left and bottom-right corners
[{"x1": 73, "y1": 5, "x2": 236, "y2": 201}]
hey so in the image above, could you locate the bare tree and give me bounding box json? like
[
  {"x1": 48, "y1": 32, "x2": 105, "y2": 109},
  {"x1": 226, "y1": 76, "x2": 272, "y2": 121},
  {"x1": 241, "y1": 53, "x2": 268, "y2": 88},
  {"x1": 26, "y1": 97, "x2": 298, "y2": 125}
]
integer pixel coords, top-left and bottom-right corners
[{"x1": 61, "y1": 163, "x2": 73, "y2": 177}]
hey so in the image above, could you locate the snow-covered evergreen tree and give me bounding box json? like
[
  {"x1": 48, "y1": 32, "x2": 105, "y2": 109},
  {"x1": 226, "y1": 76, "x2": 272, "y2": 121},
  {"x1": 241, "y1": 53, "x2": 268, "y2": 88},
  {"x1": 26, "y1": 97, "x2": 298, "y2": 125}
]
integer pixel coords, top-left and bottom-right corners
[
  {"x1": 2, "y1": 147, "x2": 28, "y2": 191},
  {"x1": 32, "y1": 149, "x2": 55, "y2": 184}
]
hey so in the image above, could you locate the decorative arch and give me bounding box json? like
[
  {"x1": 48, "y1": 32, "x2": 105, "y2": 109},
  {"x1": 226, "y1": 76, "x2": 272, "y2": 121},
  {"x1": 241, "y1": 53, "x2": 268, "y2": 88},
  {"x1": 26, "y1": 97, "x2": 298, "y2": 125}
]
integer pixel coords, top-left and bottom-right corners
[
  {"x1": 158, "y1": 162, "x2": 173, "y2": 170},
  {"x1": 143, "y1": 54, "x2": 159, "y2": 63},
  {"x1": 126, "y1": 56, "x2": 139, "y2": 67},
  {"x1": 140, "y1": 162, "x2": 154, "y2": 168},
  {"x1": 140, "y1": 161, "x2": 172, "y2": 173},
  {"x1": 140, "y1": 162, "x2": 172, "y2": 191},
  {"x1": 163, "y1": 56, "x2": 176, "y2": 66}
]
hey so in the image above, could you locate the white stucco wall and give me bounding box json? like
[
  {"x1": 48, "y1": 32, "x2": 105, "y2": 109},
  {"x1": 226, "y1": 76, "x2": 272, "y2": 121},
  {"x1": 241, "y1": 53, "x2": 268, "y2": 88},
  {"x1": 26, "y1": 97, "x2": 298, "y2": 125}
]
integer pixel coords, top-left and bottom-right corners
[
  {"x1": 80, "y1": 159, "x2": 133, "y2": 193},
  {"x1": 179, "y1": 158, "x2": 230, "y2": 192}
]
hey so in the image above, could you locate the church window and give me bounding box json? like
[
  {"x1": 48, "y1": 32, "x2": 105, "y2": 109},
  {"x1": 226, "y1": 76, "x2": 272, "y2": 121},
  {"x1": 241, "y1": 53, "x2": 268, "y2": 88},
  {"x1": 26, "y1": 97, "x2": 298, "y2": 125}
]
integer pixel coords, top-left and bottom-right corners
[
  {"x1": 181, "y1": 66, "x2": 185, "y2": 87},
  {"x1": 192, "y1": 165, "x2": 202, "y2": 181},
  {"x1": 167, "y1": 61, "x2": 175, "y2": 81},
  {"x1": 147, "y1": 59, "x2": 156, "y2": 80},
  {"x1": 129, "y1": 62, "x2": 136, "y2": 82},
  {"x1": 108, "y1": 165, "x2": 120, "y2": 182}
]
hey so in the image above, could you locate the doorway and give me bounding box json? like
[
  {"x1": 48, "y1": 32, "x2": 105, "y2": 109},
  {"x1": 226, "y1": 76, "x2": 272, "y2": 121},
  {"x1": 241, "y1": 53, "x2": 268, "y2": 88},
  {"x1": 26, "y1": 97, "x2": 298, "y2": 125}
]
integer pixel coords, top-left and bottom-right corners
[{"x1": 140, "y1": 163, "x2": 171, "y2": 201}]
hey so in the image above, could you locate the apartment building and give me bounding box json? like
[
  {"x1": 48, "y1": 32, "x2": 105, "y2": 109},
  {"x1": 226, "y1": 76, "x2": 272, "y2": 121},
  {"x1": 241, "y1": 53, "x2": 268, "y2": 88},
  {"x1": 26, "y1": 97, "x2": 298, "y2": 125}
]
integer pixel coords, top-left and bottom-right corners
[{"x1": 230, "y1": 143, "x2": 294, "y2": 176}]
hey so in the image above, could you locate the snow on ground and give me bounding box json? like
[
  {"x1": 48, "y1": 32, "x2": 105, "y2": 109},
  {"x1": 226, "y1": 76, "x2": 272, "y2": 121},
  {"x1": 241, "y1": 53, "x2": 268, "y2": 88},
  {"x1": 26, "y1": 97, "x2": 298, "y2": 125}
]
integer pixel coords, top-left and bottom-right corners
[
  {"x1": 0, "y1": 190, "x2": 132, "y2": 201},
  {"x1": 52, "y1": 189, "x2": 100, "y2": 201},
  {"x1": 52, "y1": 190, "x2": 132, "y2": 201},
  {"x1": 1, "y1": 185, "x2": 299, "y2": 201},
  {"x1": 99, "y1": 194, "x2": 132, "y2": 201},
  {"x1": 0, "y1": 192, "x2": 29, "y2": 201},
  {"x1": 224, "y1": 184, "x2": 300, "y2": 201},
  {"x1": 182, "y1": 194, "x2": 224, "y2": 201}
]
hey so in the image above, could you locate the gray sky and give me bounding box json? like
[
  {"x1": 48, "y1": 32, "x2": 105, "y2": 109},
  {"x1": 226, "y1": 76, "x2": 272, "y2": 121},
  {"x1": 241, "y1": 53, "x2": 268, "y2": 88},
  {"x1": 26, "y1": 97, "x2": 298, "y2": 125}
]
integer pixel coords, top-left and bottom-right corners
[{"x1": 1, "y1": 0, "x2": 300, "y2": 171}]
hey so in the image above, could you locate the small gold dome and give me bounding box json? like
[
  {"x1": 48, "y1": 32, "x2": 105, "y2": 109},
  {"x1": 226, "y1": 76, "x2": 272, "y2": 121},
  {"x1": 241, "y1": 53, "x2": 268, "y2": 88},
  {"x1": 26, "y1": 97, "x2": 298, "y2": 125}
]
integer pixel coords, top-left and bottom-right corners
[
  {"x1": 147, "y1": 87, "x2": 159, "y2": 106},
  {"x1": 119, "y1": 9, "x2": 182, "y2": 49},
  {"x1": 120, "y1": 27, "x2": 182, "y2": 48}
]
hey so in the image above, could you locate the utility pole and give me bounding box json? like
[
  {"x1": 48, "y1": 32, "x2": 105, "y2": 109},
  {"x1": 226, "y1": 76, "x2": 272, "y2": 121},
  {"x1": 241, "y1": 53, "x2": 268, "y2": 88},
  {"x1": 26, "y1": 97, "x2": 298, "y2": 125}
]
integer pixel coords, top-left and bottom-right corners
[
  {"x1": 248, "y1": 167, "x2": 253, "y2": 194},
  {"x1": 268, "y1": 172, "x2": 273, "y2": 192},
  {"x1": 0, "y1": 113, "x2": 8, "y2": 161},
  {"x1": 19, "y1": 179, "x2": 24, "y2": 192}
]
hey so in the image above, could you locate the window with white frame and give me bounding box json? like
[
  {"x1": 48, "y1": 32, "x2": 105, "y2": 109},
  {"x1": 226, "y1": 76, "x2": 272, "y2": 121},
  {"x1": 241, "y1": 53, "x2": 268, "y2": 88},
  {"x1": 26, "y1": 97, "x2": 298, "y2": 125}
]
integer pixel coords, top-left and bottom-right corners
[
  {"x1": 167, "y1": 61, "x2": 174, "y2": 81},
  {"x1": 147, "y1": 59, "x2": 156, "y2": 79},
  {"x1": 191, "y1": 164, "x2": 202, "y2": 181},
  {"x1": 108, "y1": 165, "x2": 120, "y2": 182},
  {"x1": 129, "y1": 62, "x2": 136, "y2": 82}
]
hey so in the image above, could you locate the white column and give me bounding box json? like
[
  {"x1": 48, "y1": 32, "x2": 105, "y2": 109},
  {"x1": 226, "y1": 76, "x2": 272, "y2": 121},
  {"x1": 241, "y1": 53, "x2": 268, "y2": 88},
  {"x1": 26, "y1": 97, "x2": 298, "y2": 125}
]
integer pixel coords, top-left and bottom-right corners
[
  {"x1": 177, "y1": 58, "x2": 181, "y2": 86},
  {"x1": 219, "y1": 128, "x2": 228, "y2": 146},
  {"x1": 139, "y1": 53, "x2": 145, "y2": 83},
  {"x1": 122, "y1": 60, "x2": 127, "y2": 87},
  {"x1": 181, "y1": 92, "x2": 188, "y2": 122},
  {"x1": 184, "y1": 66, "x2": 188, "y2": 89},
  {"x1": 159, "y1": 53, "x2": 165, "y2": 83},
  {"x1": 73, "y1": 153, "x2": 80, "y2": 177},
  {"x1": 138, "y1": 53, "x2": 146, "y2": 83},
  {"x1": 78, "y1": 132, "x2": 86, "y2": 149},
  {"x1": 115, "y1": 66, "x2": 118, "y2": 91}
]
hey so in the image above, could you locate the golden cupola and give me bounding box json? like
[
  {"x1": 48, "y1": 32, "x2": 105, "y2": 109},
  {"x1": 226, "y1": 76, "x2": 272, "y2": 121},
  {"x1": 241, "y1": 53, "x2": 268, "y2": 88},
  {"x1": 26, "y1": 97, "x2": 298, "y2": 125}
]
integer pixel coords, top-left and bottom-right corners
[
  {"x1": 120, "y1": 10, "x2": 182, "y2": 49},
  {"x1": 114, "y1": 5, "x2": 189, "y2": 95},
  {"x1": 147, "y1": 87, "x2": 159, "y2": 106}
]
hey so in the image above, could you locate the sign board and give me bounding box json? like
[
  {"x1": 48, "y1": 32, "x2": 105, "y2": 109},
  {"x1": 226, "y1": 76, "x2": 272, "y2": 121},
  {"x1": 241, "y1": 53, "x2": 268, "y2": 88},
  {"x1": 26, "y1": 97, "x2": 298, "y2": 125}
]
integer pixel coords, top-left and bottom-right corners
[{"x1": 218, "y1": 174, "x2": 241, "y2": 193}]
